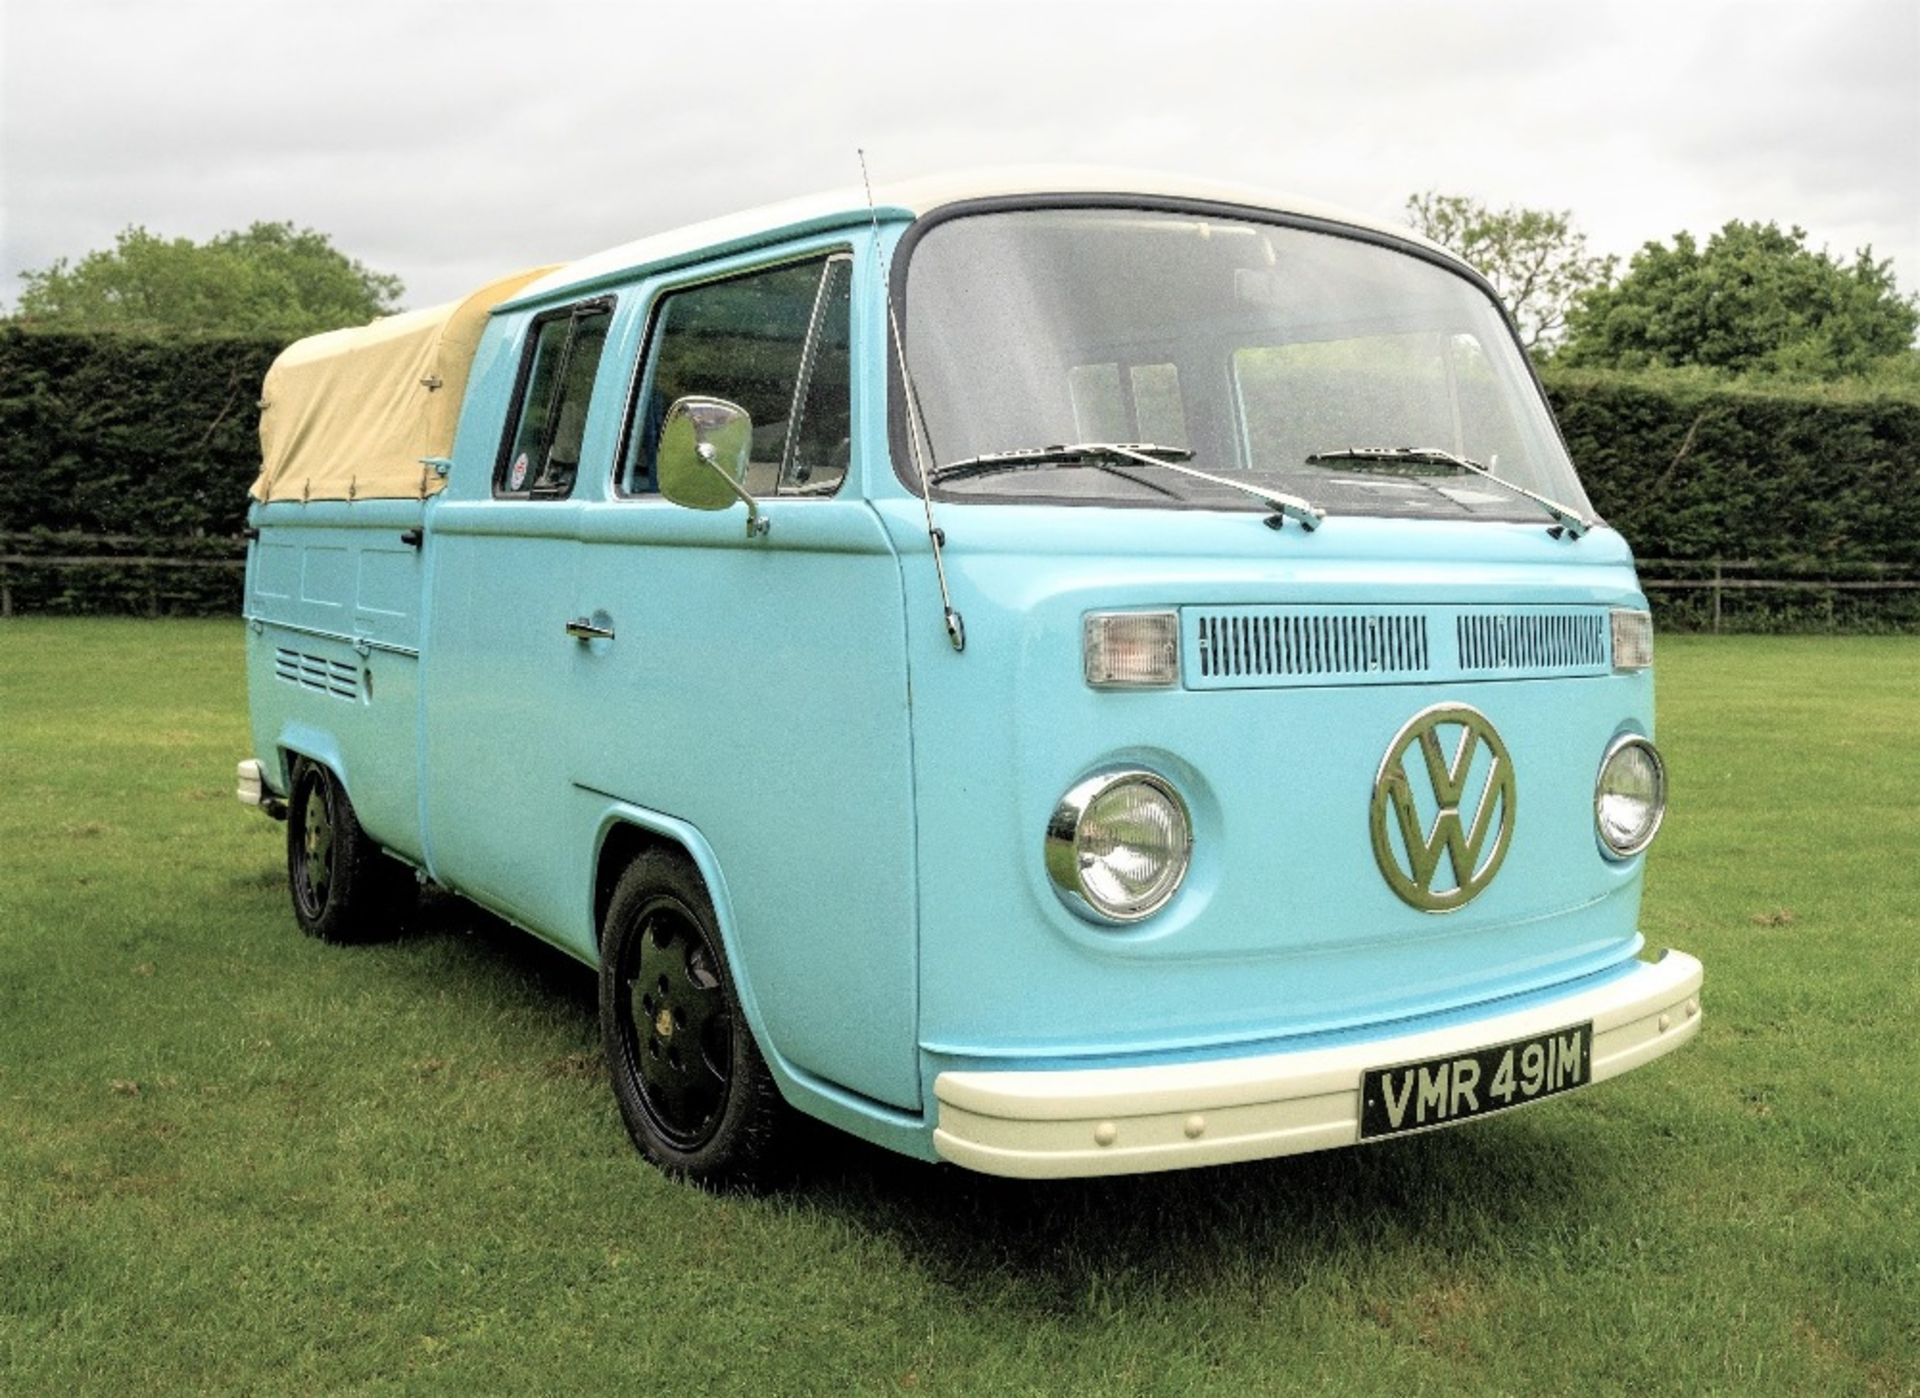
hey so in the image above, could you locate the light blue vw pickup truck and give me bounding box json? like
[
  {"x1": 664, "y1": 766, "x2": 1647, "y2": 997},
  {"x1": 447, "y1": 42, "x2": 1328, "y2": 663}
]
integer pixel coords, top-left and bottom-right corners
[{"x1": 238, "y1": 170, "x2": 1701, "y2": 1181}]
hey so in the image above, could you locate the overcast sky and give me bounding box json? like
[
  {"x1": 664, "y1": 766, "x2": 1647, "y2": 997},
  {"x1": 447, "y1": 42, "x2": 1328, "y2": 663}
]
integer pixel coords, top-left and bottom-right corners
[{"x1": 3, "y1": 0, "x2": 1916, "y2": 312}]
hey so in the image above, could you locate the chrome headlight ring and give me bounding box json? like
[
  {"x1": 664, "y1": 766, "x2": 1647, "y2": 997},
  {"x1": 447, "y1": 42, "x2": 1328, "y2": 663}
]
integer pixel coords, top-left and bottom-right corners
[
  {"x1": 1595, "y1": 734, "x2": 1667, "y2": 859},
  {"x1": 1045, "y1": 769, "x2": 1194, "y2": 924}
]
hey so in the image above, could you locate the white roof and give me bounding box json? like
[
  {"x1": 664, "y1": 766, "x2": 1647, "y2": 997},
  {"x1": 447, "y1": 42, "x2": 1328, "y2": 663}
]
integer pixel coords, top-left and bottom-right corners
[{"x1": 507, "y1": 166, "x2": 1455, "y2": 308}]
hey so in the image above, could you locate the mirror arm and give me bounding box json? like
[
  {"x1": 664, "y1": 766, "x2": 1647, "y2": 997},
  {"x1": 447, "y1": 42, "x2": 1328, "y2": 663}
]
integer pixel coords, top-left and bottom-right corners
[{"x1": 696, "y1": 442, "x2": 770, "y2": 538}]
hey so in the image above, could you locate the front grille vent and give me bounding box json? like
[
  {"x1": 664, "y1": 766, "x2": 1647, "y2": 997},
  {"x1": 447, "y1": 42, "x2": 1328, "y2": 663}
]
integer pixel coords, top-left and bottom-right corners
[
  {"x1": 273, "y1": 647, "x2": 359, "y2": 700},
  {"x1": 1457, "y1": 612, "x2": 1607, "y2": 671},
  {"x1": 1195, "y1": 611, "x2": 1430, "y2": 681}
]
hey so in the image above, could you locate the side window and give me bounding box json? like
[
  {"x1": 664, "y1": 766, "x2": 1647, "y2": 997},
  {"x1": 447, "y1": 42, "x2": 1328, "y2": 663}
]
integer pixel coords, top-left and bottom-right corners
[
  {"x1": 623, "y1": 254, "x2": 851, "y2": 497},
  {"x1": 496, "y1": 300, "x2": 613, "y2": 498}
]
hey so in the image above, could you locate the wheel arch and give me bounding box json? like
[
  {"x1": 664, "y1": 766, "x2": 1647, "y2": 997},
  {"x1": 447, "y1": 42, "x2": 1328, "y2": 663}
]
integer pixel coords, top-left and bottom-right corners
[
  {"x1": 588, "y1": 800, "x2": 934, "y2": 1159},
  {"x1": 274, "y1": 721, "x2": 350, "y2": 798},
  {"x1": 588, "y1": 804, "x2": 762, "y2": 1024}
]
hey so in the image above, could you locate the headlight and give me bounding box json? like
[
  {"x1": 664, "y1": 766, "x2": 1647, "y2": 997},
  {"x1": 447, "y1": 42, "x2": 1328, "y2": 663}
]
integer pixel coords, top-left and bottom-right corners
[
  {"x1": 1595, "y1": 735, "x2": 1666, "y2": 858},
  {"x1": 1046, "y1": 770, "x2": 1192, "y2": 923}
]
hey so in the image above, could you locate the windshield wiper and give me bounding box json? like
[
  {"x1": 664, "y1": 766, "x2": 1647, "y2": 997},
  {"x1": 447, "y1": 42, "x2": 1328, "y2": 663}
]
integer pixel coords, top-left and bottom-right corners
[
  {"x1": 930, "y1": 443, "x2": 1186, "y2": 500},
  {"x1": 932, "y1": 443, "x2": 1326, "y2": 532},
  {"x1": 1304, "y1": 446, "x2": 1593, "y2": 538}
]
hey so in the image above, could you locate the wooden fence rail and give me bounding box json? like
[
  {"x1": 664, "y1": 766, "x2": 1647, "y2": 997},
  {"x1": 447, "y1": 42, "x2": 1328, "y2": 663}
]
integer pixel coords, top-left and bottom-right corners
[
  {"x1": 0, "y1": 555, "x2": 246, "y2": 569},
  {"x1": 0, "y1": 538, "x2": 245, "y2": 618},
  {"x1": 1636, "y1": 558, "x2": 1920, "y2": 632}
]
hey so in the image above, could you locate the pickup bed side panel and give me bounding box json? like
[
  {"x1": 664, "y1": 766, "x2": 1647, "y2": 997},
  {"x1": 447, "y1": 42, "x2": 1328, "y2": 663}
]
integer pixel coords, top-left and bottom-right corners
[{"x1": 245, "y1": 498, "x2": 428, "y2": 862}]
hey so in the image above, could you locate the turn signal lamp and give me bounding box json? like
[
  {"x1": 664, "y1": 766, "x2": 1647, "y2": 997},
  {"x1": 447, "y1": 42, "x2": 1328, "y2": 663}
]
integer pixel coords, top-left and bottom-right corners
[
  {"x1": 1084, "y1": 611, "x2": 1179, "y2": 688},
  {"x1": 1611, "y1": 609, "x2": 1654, "y2": 670}
]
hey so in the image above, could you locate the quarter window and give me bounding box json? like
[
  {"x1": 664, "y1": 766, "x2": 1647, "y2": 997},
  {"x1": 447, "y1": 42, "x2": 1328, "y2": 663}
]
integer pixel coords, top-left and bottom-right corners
[
  {"x1": 496, "y1": 300, "x2": 613, "y2": 498},
  {"x1": 623, "y1": 254, "x2": 852, "y2": 497}
]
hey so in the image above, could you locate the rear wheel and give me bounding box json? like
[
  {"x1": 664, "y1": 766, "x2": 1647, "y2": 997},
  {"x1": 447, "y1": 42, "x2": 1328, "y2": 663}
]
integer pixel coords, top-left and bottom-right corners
[
  {"x1": 286, "y1": 758, "x2": 415, "y2": 943},
  {"x1": 600, "y1": 849, "x2": 790, "y2": 1185}
]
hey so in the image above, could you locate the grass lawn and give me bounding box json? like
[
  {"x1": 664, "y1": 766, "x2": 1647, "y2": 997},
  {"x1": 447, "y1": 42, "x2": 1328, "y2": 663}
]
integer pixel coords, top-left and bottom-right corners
[{"x1": 1, "y1": 620, "x2": 1915, "y2": 1395}]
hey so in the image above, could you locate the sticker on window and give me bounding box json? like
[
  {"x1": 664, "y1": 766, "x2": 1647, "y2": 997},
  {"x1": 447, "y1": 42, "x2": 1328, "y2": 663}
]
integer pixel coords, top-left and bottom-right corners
[{"x1": 508, "y1": 452, "x2": 530, "y2": 491}]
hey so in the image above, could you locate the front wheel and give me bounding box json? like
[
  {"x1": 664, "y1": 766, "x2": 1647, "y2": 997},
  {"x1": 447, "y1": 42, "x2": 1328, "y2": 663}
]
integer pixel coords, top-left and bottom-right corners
[
  {"x1": 286, "y1": 758, "x2": 415, "y2": 943},
  {"x1": 599, "y1": 849, "x2": 791, "y2": 1185}
]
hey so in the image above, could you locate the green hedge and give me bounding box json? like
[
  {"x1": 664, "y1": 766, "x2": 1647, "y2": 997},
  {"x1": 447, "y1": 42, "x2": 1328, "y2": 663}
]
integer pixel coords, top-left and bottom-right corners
[
  {"x1": 1541, "y1": 367, "x2": 1920, "y2": 566},
  {"x1": 3, "y1": 330, "x2": 1916, "y2": 627},
  {"x1": 0, "y1": 328, "x2": 279, "y2": 615},
  {"x1": 1541, "y1": 367, "x2": 1920, "y2": 632}
]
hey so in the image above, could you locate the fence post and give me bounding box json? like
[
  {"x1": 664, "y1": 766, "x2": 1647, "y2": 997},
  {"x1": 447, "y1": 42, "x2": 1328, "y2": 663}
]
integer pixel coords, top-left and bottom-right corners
[{"x1": 1712, "y1": 560, "x2": 1723, "y2": 634}]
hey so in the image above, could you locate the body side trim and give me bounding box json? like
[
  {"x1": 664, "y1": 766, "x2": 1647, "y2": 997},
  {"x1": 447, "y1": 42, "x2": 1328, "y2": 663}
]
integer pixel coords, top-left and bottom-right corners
[{"x1": 248, "y1": 615, "x2": 420, "y2": 658}]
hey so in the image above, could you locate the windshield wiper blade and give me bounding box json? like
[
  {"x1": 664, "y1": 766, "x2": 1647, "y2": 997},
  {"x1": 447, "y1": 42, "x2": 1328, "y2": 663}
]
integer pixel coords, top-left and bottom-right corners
[
  {"x1": 933, "y1": 443, "x2": 1326, "y2": 532},
  {"x1": 1304, "y1": 446, "x2": 1593, "y2": 538},
  {"x1": 930, "y1": 442, "x2": 1187, "y2": 499}
]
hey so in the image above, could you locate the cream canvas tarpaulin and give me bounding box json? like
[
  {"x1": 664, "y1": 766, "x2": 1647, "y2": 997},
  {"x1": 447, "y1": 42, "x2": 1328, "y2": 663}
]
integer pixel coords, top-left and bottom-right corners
[{"x1": 251, "y1": 265, "x2": 559, "y2": 502}]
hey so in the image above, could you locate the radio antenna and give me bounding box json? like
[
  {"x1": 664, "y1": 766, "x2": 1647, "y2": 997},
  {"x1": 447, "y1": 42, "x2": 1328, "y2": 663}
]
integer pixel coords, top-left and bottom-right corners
[{"x1": 859, "y1": 148, "x2": 964, "y2": 653}]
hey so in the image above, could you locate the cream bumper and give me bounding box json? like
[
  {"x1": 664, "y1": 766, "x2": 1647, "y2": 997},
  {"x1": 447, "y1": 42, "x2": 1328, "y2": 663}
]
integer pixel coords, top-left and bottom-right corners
[
  {"x1": 933, "y1": 950, "x2": 1703, "y2": 1178},
  {"x1": 235, "y1": 759, "x2": 287, "y2": 820}
]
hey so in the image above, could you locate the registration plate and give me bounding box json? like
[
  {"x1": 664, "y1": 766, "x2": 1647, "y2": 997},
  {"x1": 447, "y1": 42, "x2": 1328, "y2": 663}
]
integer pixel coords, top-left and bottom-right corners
[{"x1": 1360, "y1": 1022, "x2": 1592, "y2": 1140}]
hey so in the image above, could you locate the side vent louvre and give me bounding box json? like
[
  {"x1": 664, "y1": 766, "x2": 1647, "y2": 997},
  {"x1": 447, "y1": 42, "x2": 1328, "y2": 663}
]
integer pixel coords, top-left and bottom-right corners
[
  {"x1": 1194, "y1": 611, "x2": 1429, "y2": 681},
  {"x1": 1458, "y1": 612, "x2": 1607, "y2": 672},
  {"x1": 273, "y1": 647, "x2": 360, "y2": 701}
]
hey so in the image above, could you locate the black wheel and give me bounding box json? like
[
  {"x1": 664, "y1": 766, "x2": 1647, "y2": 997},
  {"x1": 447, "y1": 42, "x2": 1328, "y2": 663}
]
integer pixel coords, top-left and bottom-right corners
[
  {"x1": 286, "y1": 757, "x2": 415, "y2": 943},
  {"x1": 600, "y1": 849, "x2": 790, "y2": 1184}
]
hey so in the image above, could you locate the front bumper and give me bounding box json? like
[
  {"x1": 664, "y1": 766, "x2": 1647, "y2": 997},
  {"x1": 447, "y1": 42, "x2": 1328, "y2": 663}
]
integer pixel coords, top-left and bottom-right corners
[{"x1": 933, "y1": 949, "x2": 1702, "y2": 1178}]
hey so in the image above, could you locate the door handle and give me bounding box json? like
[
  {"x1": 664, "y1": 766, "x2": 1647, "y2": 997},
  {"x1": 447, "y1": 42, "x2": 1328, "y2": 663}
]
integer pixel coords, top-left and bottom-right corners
[{"x1": 565, "y1": 616, "x2": 615, "y2": 642}]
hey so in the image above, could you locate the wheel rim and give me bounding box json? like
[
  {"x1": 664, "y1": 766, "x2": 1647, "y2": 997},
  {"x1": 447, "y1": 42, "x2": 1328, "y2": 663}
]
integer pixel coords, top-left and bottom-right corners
[
  {"x1": 617, "y1": 897, "x2": 732, "y2": 1149},
  {"x1": 294, "y1": 776, "x2": 335, "y2": 919}
]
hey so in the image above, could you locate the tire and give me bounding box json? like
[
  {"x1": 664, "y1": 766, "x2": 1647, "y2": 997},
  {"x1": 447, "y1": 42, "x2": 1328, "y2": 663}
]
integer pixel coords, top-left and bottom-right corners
[
  {"x1": 599, "y1": 849, "x2": 791, "y2": 1185},
  {"x1": 285, "y1": 757, "x2": 416, "y2": 943}
]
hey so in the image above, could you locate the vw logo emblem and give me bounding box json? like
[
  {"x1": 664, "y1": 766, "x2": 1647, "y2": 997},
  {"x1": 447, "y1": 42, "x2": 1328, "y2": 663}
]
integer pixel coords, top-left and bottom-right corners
[{"x1": 1370, "y1": 704, "x2": 1516, "y2": 913}]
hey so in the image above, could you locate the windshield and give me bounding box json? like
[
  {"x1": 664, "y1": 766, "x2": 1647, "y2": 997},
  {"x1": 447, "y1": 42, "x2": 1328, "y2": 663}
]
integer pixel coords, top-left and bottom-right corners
[{"x1": 900, "y1": 207, "x2": 1594, "y2": 523}]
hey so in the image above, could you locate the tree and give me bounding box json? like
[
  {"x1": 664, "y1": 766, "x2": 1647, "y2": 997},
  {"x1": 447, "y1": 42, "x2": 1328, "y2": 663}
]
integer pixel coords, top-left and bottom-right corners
[
  {"x1": 1404, "y1": 192, "x2": 1615, "y2": 353},
  {"x1": 12, "y1": 222, "x2": 404, "y2": 339},
  {"x1": 1560, "y1": 221, "x2": 1918, "y2": 380}
]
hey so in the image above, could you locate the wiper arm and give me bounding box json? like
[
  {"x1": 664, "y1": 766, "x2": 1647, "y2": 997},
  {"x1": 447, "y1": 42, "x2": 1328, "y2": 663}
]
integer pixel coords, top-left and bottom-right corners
[
  {"x1": 933, "y1": 443, "x2": 1326, "y2": 532},
  {"x1": 1304, "y1": 446, "x2": 1593, "y2": 539}
]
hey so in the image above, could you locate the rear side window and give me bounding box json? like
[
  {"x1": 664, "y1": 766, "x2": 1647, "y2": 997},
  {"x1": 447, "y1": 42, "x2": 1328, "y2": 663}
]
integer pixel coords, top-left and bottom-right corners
[
  {"x1": 622, "y1": 253, "x2": 852, "y2": 497},
  {"x1": 496, "y1": 299, "x2": 614, "y2": 498}
]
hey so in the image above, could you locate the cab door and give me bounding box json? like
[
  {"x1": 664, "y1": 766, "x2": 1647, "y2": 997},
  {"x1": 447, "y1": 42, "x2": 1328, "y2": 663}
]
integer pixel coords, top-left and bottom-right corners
[
  {"x1": 566, "y1": 247, "x2": 924, "y2": 1111},
  {"x1": 422, "y1": 298, "x2": 615, "y2": 942}
]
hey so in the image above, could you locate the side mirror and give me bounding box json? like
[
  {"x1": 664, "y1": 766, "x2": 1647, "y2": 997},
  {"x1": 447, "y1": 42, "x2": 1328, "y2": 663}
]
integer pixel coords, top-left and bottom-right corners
[{"x1": 658, "y1": 396, "x2": 768, "y2": 537}]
